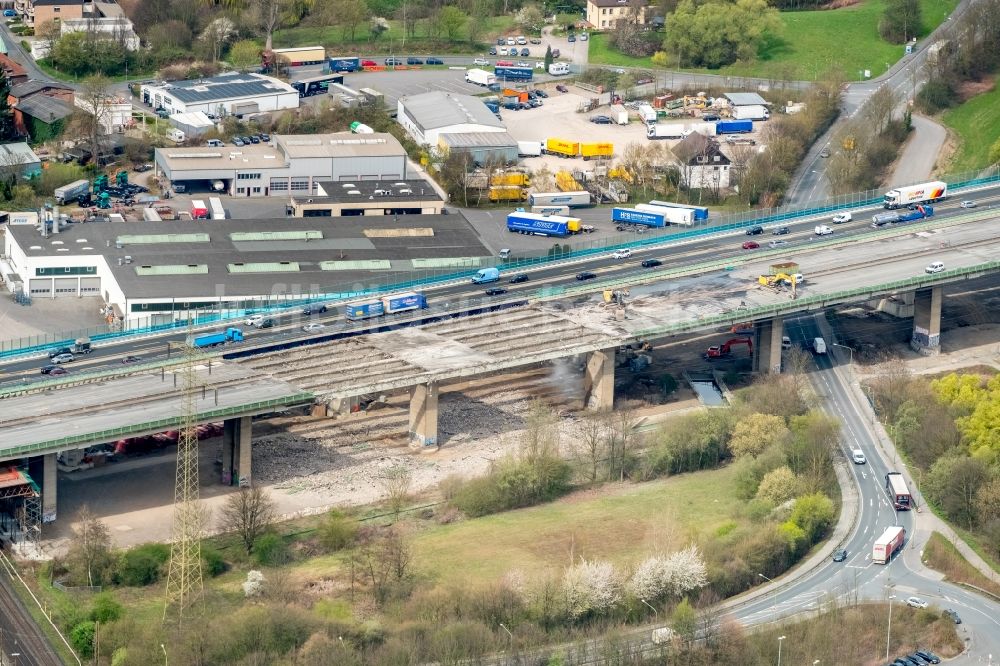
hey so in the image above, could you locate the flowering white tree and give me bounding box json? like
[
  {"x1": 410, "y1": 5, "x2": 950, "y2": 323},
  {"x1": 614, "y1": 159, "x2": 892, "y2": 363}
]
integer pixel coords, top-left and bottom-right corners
[
  {"x1": 629, "y1": 545, "x2": 709, "y2": 601},
  {"x1": 562, "y1": 560, "x2": 622, "y2": 619}
]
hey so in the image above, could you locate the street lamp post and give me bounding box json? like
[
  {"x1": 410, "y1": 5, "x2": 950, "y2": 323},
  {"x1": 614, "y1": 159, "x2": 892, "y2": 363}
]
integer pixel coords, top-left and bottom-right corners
[
  {"x1": 160, "y1": 643, "x2": 168, "y2": 666},
  {"x1": 831, "y1": 342, "x2": 853, "y2": 366},
  {"x1": 777, "y1": 635, "x2": 786, "y2": 666},
  {"x1": 499, "y1": 623, "x2": 513, "y2": 643},
  {"x1": 885, "y1": 595, "x2": 896, "y2": 660},
  {"x1": 640, "y1": 598, "x2": 658, "y2": 620}
]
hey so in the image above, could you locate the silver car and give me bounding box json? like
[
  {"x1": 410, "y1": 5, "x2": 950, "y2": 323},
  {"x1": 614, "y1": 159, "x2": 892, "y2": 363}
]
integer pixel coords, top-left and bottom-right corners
[{"x1": 50, "y1": 352, "x2": 75, "y2": 364}]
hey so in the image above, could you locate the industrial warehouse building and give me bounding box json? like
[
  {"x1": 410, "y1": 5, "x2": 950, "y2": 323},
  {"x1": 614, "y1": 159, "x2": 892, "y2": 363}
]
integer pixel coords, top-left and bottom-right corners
[
  {"x1": 397, "y1": 91, "x2": 506, "y2": 147},
  {"x1": 2, "y1": 214, "x2": 491, "y2": 327},
  {"x1": 437, "y1": 131, "x2": 519, "y2": 166},
  {"x1": 153, "y1": 133, "x2": 409, "y2": 197},
  {"x1": 288, "y1": 179, "x2": 444, "y2": 217},
  {"x1": 139, "y1": 72, "x2": 299, "y2": 117}
]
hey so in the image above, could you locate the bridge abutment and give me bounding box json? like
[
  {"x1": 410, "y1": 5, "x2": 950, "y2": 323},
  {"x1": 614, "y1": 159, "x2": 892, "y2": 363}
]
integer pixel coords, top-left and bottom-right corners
[
  {"x1": 584, "y1": 347, "x2": 615, "y2": 410},
  {"x1": 753, "y1": 317, "x2": 784, "y2": 374},
  {"x1": 409, "y1": 382, "x2": 439, "y2": 448},
  {"x1": 910, "y1": 286, "x2": 942, "y2": 355}
]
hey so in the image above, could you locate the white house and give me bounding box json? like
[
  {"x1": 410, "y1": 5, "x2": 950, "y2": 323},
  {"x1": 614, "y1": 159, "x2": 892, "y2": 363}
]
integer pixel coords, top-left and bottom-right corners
[
  {"x1": 74, "y1": 94, "x2": 133, "y2": 134},
  {"x1": 397, "y1": 91, "x2": 506, "y2": 147}
]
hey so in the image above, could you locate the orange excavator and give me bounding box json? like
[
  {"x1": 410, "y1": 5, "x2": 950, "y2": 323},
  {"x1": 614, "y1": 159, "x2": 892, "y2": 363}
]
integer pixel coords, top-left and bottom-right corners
[{"x1": 703, "y1": 337, "x2": 753, "y2": 360}]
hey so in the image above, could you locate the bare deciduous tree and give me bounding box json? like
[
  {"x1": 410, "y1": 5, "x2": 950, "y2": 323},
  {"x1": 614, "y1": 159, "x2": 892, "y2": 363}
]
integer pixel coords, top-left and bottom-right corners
[
  {"x1": 577, "y1": 411, "x2": 610, "y2": 483},
  {"x1": 379, "y1": 465, "x2": 412, "y2": 520},
  {"x1": 219, "y1": 486, "x2": 276, "y2": 554},
  {"x1": 67, "y1": 505, "x2": 114, "y2": 587}
]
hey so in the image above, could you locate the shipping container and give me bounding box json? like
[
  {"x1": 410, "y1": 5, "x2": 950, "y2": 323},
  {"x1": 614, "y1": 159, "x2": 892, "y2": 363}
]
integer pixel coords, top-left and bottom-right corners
[
  {"x1": 543, "y1": 138, "x2": 580, "y2": 158},
  {"x1": 716, "y1": 119, "x2": 753, "y2": 134},
  {"x1": 634, "y1": 203, "x2": 694, "y2": 226},
  {"x1": 491, "y1": 172, "x2": 530, "y2": 187},
  {"x1": 54, "y1": 179, "x2": 90, "y2": 205},
  {"x1": 489, "y1": 186, "x2": 526, "y2": 202},
  {"x1": 465, "y1": 69, "x2": 495, "y2": 86},
  {"x1": 273, "y1": 46, "x2": 326, "y2": 66},
  {"x1": 580, "y1": 142, "x2": 614, "y2": 160},
  {"x1": 648, "y1": 200, "x2": 710, "y2": 221},
  {"x1": 190, "y1": 200, "x2": 208, "y2": 220},
  {"x1": 517, "y1": 141, "x2": 543, "y2": 157},
  {"x1": 208, "y1": 197, "x2": 225, "y2": 220},
  {"x1": 383, "y1": 292, "x2": 428, "y2": 314},
  {"x1": 527, "y1": 191, "x2": 591, "y2": 208},
  {"x1": 531, "y1": 205, "x2": 570, "y2": 216}
]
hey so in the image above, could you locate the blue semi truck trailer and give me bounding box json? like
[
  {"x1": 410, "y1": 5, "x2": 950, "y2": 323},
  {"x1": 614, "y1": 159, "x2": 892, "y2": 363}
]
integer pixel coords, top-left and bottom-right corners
[
  {"x1": 188, "y1": 327, "x2": 244, "y2": 348},
  {"x1": 345, "y1": 292, "x2": 428, "y2": 320},
  {"x1": 715, "y1": 119, "x2": 753, "y2": 134},
  {"x1": 506, "y1": 212, "x2": 582, "y2": 237},
  {"x1": 329, "y1": 57, "x2": 361, "y2": 72},
  {"x1": 871, "y1": 205, "x2": 934, "y2": 227},
  {"x1": 612, "y1": 207, "x2": 668, "y2": 228},
  {"x1": 494, "y1": 66, "x2": 533, "y2": 81}
]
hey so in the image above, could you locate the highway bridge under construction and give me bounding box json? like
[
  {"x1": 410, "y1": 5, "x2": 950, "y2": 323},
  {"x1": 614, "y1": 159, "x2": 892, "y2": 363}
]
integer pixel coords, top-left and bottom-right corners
[{"x1": 1, "y1": 209, "x2": 999, "y2": 533}]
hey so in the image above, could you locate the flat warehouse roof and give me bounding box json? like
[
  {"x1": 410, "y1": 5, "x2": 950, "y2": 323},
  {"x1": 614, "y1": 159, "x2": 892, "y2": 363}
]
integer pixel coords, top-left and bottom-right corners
[
  {"x1": 7, "y1": 214, "x2": 491, "y2": 299},
  {"x1": 306, "y1": 179, "x2": 442, "y2": 203}
]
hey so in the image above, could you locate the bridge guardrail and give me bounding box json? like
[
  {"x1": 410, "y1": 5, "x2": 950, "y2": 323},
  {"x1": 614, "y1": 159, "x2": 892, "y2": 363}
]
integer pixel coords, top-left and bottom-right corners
[
  {"x1": 0, "y1": 393, "x2": 315, "y2": 457},
  {"x1": 1, "y1": 167, "x2": 997, "y2": 360}
]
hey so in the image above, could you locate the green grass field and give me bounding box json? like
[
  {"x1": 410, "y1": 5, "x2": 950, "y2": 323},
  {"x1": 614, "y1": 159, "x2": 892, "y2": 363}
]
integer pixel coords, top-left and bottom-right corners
[
  {"x1": 589, "y1": 0, "x2": 958, "y2": 81},
  {"x1": 412, "y1": 465, "x2": 740, "y2": 584},
  {"x1": 274, "y1": 16, "x2": 514, "y2": 54},
  {"x1": 940, "y1": 82, "x2": 1000, "y2": 172}
]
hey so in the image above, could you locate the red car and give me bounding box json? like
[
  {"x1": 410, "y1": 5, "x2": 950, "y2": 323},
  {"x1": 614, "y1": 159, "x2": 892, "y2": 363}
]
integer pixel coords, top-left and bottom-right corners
[
  {"x1": 495, "y1": 60, "x2": 514, "y2": 67},
  {"x1": 742, "y1": 241, "x2": 759, "y2": 249},
  {"x1": 361, "y1": 59, "x2": 377, "y2": 67}
]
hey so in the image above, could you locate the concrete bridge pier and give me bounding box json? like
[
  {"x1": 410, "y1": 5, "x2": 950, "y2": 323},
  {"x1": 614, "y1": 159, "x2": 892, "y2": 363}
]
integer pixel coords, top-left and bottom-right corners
[
  {"x1": 753, "y1": 317, "x2": 784, "y2": 374},
  {"x1": 910, "y1": 286, "x2": 942, "y2": 355},
  {"x1": 583, "y1": 347, "x2": 615, "y2": 410},
  {"x1": 222, "y1": 415, "x2": 253, "y2": 486},
  {"x1": 42, "y1": 452, "x2": 57, "y2": 523},
  {"x1": 409, "y1": 382, "x2": 439, "y2": 448}
]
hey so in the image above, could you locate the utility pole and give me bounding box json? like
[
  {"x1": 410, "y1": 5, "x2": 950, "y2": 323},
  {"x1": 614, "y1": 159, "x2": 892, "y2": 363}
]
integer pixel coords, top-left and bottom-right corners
[{"x1": 163, "y1": 328, "x2": 205, "y2": 623}]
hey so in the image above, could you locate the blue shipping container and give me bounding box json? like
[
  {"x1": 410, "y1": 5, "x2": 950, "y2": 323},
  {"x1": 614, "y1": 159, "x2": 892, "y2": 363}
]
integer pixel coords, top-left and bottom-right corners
[
  {"x1": 612, "y1": 207, "x2": 667, "y2": 228},
  {"x1": 329, "y1": 57, "x2": 360, "y2": 72},
  {"x1": 507, "y1": 213, "x2": 570, "y2": 237},
  {"x1": 494, "y1": 66, "x2": 533, "y2": 81},
  {"x1": 383, "y1": 292, "x2": 428, "y2": 313},
  {"x1": 345, "y1": 299, "x2": 385, "y2": 320},
  {"x1": 715, "y1": 119, "x2": 752, "y2": 134}
]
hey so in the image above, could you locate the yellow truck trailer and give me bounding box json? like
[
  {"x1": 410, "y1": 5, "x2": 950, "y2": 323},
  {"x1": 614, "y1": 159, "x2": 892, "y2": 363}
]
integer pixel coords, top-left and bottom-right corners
[
  {"x1": 490, "y1": 172, "x2": 531, "y2": 187},
  {"x1": 543, "y1": 138, "x2": 580, "y2": 158},
  {"x1": 580, "y1": 142, "x2": 613, "y2": 160},
  {"x1": 488, "y1": 185, "x2": 526, "y2": 202}
]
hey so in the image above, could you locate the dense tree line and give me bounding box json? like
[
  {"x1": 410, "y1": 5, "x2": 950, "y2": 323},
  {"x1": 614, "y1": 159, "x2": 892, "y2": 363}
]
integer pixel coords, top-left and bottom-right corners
[{"x1": 663, "y1": 0, "x2": 780, "y2": 69}]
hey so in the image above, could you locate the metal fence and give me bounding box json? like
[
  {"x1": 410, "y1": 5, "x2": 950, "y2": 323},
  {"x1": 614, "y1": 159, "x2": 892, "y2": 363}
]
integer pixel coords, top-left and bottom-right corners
[{"x1": 1, "y1": 165, "x2": 997, "y2": 359}]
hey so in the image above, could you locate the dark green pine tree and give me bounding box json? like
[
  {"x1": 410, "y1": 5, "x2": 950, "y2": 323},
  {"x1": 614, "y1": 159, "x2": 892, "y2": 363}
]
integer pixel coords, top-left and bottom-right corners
[{"x1": 0, "y1": 73, "x2": 15, "y2": 141}]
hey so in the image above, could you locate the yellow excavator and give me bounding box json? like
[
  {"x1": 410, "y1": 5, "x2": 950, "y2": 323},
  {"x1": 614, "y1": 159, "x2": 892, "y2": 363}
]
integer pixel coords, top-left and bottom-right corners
[{"x1": 758, "y1": 273, "x2": 798, "y2": 296}]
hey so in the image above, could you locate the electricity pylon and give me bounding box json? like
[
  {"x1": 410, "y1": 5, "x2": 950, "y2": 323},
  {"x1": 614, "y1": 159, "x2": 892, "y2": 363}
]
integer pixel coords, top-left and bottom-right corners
[{"x1": 163, "y1": 334, "x2": 204, "y2": 624}]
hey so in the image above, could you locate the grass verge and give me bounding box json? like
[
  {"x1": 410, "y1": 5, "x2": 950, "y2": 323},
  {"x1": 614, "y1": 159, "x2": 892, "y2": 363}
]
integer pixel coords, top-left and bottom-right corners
[
  {"x1": 940, "y1": 80, "x2": 1000, "y2": 172},
  {"x1": 923, "y1": 531, "x2": 1000, "y2": 598},
  {"x1": 588, "y1": 0, "x2": 958, "y2": 81},
  {"x1": 274, "y1": 16, "x2": 514, "y2": 54},
  {"x1": 412, "y1": 465, "x2": 740, "y2": 584}
]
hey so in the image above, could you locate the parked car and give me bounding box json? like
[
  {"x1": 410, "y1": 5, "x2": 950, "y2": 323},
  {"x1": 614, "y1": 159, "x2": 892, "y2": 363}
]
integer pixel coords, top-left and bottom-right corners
[
  {"x1": 579, "y1": 32, "x2": 589, "y2": 41},
  {"x1": 590, "y1": 115, "x2": 613, "y2": 124},
  {"x1": 302, "y1": 304, "x2": 328, "y2": 315},
  {"x1": 489, "y1": 46, "x2": 498, "y2": 55},
  {"x1": 426, "y1": 57, "x2": 444, "y2": 65},
  {"x1": 485, "y1": 287, "x2": 508, "y2": 296},
  {"x1": 530, "y1": 37, "x2": 542, "y2": 44},
  {"x1": 568, "y1": 34, "x2": 576, "y2": 42},
  {"x1": 943, "y1": 609, "x2": 961, "y2": 624},
  {"x1": 556, "y1": 84, "x2": 568, "y2": 93},
  {"x1": 534, "y1": 89, "x2": 548, "y2": 98},
  {"x1": 960, "y1": 200, "x2": 977, "y2": 208},
  {"x1": 516, "y1": 35, "x2": 528, "y2": 44},
  {"x1": 576, "y1": 271, "x2": 597, "y2": 281},
  {"x1": 496, "y1": 37, "x2": 505, "y2": 45},
  {"x1": 520, "y1": 47, "x2": 530, "y2": 56},
  {"x1": 473, "y1": 56, "x2": 490, "y2": 66},
  {"x1": 925, "y1": 261, "x2": 945, "y2": 274},
  {"x1": 641, "y1": 258, "x2": 662, "y2": 268},
  {"x1": 259, "y1": 133, "x2": 270, "y2": 141},
  {"x1": 385, "y1": 57, "x2": 404, "y2": 65},
  {"x1": 232, "y1": 137, "x2": 245, "y2": 146},
  {"x1": 611, "y1": 249, "x2": 633, "y2": 259},
  {"x1": 746, "y1": 225, "x2": 763, "y2": 235},
  {"x1": 506, "y1": 36, "x2": 516, "y2": 45},
  {"x1": 134, "y1": 163, "x2": 153, "y2": 172},
  {"x1": 406, "y1": 57, "x2": 424, "y2": 65},
  {"x1": 914, "y1": 650, "x2": 940, "y2": 664},
  {"x1": 742, "y1": 241, "x2": 759, "y2": 249},
  {"x1": 121, "y1": 355, "x2": 142, "y2": 364},
  {"x1": 552, "y1": 48, "x2": 560, "y2": 58},
  {"x1": 832, "y1": 211, "x2": 852, "y2": 224},
  {"x1": 772, "y1": 226, "x2": 789, "y2": 235},
  {"x1": 302, "y1": 323, "x2": 326, "y2": 332},
  {"x1": 781, "y1": 336, "x2": 792, "y2": 349},
  {"x1": 361, "y1": 59, "x2": 378, "y2": 67},
  {"x1": 517, "y1": 60, "x2": 532, "y2": 68},
  {"x1": 702, "y1": 114, "x2": 720, "y2": 122},
  {"x1": 50, "y1": 353, "x2": 75, "y2": 364},
  {"x1": 905, "y1": 596, "x2": 928, "y2": 609},
  {"x1": 509, "y1": 274, "x2": 529, "y2": 284},
  {"x1": 851, "y1": 449, "x2": 867, "y2": 464},
  {"x1": 248, "y1": 135, "x2": 260, "y2": 144},
  {"x1": 832, "y1": 548, "x2": 847, "y2": 562}
]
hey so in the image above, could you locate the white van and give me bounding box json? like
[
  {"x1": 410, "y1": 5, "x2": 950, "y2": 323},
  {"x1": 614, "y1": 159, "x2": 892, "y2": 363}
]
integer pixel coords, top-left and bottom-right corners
[
  {"x1": 813, "y1": 337, "x2": 827, "y2": 354},
  {"x1": 167, "y1": 128, "x2": 185, "y2": 143}
]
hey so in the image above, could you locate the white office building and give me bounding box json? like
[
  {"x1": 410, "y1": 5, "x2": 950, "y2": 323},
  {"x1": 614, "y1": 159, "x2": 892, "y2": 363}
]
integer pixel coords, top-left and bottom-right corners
[{"x1": 139, "y1": 72, "x2": 299, "y2": 118}]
